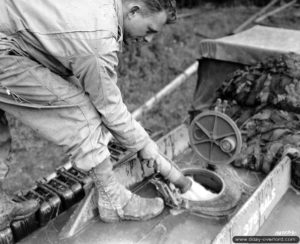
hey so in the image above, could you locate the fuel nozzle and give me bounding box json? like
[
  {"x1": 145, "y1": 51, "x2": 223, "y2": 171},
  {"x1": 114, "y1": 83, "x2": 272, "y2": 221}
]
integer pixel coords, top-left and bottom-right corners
[{"x1": 155, "y1": 154, "x2": 192, "y2": 194}]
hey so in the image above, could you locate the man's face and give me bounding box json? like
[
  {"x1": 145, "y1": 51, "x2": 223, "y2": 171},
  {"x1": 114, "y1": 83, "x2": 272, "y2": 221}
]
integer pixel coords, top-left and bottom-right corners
[{"x1": 123, "y1": 8, "x2": 167, "y2": 44}]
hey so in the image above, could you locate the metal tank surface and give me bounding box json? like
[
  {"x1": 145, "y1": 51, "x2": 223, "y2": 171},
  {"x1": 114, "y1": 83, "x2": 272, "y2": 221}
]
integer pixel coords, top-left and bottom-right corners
[{"x1": 18, "y1": 123, "x2": 265, "y2": 244}]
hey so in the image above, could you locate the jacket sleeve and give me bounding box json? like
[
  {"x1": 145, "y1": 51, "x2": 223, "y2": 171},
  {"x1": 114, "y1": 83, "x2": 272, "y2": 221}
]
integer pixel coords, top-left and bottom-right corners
[{"x1": 68, "y1": 38, "x2": 151, "y2": 152}]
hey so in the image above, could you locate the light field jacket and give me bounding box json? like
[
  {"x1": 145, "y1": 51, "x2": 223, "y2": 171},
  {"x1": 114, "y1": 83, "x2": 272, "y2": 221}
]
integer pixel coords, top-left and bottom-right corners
[{"x1": 0, "y1": 0, "x2": 150, "y2": 152}]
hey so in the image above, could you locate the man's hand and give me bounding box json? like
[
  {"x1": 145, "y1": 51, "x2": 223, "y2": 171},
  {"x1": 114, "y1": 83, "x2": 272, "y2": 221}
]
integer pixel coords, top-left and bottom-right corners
[
  {"x1": 139, "y1": 140, "x2": 177, "y2": 172},
  {"x1": 138, "y1": 139, "x2": 160, "y2": 167}
]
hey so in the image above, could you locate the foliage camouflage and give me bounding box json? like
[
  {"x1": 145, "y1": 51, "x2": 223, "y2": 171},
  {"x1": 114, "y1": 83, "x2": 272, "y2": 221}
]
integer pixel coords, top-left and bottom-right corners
[{"x1": 215, "y1": 54, "x2": 300, "y2": 177}]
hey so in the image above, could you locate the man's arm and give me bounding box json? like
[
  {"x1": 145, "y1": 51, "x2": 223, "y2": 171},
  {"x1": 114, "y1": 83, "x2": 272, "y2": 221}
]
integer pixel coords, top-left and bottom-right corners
[{"x1": 68, "y1": 37, "x2": 151, "y2": 152}]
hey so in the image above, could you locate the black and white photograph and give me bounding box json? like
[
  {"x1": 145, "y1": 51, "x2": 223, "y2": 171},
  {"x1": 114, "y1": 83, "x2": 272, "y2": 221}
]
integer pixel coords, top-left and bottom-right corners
[{"x1": 0, "y1": 0, "x2": 299, "y2": 243}]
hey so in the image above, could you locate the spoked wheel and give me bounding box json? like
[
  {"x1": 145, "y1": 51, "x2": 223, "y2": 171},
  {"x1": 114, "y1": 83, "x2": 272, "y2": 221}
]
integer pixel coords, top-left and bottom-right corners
[{"x1": 189, "y1": 111, "x2": 242, "y2": 165}]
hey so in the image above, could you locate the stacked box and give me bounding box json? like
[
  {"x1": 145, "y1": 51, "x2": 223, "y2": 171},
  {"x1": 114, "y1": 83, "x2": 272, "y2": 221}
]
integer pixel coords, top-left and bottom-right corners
[{"x1": 0, "y1": 228, "x2": 14, "y2": 244}]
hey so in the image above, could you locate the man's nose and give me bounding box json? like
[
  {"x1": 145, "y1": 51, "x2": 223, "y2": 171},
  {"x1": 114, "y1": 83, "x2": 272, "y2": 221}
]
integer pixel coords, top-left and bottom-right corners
[{"x1": 144, "y1": 34, "x2": 154, "y2": 43}]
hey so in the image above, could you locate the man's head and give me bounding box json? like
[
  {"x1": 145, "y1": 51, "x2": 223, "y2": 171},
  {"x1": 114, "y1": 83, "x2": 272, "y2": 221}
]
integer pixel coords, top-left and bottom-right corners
[{"x1": 122, "y1": 0, "x2": 176, "y2": 43}]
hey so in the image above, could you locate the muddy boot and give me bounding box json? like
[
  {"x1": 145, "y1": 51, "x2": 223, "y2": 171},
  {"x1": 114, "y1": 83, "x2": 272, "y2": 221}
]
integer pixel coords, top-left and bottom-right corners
[
  {"x1": 89, "y1": 158, "x2": 164, "y2": 223},
  {"x1": 0, "y1": 183, "x2": 39, "y2": 230}
]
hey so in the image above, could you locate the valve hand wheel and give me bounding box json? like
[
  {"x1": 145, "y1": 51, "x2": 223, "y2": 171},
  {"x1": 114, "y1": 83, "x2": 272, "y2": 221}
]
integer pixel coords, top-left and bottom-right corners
[{"x1": 189, "y1": 111, "x2": 242, "y2": 165}]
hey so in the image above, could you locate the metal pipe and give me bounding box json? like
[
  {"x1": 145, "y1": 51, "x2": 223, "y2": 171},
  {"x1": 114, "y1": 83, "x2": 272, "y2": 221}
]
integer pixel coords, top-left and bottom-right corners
[
  {"x1": 232, "y1": 0, "x2": 279, "y2": 34},
  {"x1": 255, "y1": 0, "x2": 297, "y2": 23},
  {"x1": 132, "y1": 61, "x2": 199, "y2": 120}
]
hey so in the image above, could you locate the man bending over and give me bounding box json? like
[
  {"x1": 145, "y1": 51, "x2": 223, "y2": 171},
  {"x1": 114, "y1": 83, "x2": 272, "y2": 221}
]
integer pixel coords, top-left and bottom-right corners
[{"x1": 0, "y1": 0, "x2": 176, "y2": 228}]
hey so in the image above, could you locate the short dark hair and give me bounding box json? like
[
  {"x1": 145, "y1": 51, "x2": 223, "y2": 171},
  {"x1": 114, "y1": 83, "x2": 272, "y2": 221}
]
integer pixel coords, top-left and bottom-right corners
[{"x1": 140, "y1": 0, "x2": 177, "y2": 24}]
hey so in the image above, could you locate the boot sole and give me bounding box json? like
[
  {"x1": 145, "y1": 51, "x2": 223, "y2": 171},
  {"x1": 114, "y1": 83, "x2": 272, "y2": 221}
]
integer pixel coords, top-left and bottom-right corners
[
  {"x1": 100, "y1": 202, "x2": 165, "y2": 223},
  {"x1": 122, "y1": 206, "x2": 164, "y2": 221}
]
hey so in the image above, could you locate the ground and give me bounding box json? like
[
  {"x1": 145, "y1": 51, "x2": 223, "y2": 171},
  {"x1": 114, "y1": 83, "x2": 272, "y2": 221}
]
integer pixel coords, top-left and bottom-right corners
[{"x1": 3, "y1": 3, "x2": 300, "y2": 194}]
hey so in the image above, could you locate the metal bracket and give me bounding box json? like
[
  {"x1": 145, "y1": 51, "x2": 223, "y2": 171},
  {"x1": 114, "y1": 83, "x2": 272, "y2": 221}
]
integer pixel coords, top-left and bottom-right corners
[{"x1": 149, "y1": 174, "x2": 185, "y2": 209}]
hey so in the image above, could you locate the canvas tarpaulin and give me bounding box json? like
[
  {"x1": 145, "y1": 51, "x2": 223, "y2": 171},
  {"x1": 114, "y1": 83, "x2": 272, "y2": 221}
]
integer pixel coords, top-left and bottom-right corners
[{"x1": 193, "y1": 25, "x2": 300, "y2": 111}]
